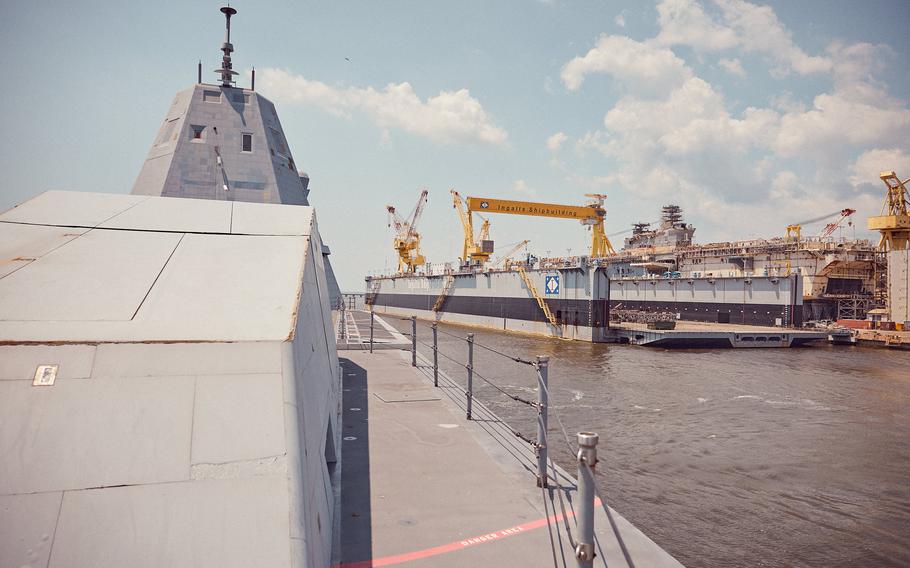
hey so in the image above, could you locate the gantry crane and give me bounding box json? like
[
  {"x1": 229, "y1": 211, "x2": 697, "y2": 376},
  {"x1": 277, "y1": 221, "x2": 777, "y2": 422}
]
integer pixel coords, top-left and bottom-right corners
[
  {"x1": 386, "y1": 189, "x2": 428, "y2": 273},
  {"x1": 463, "y1": 194, "x2": 616, "y2": 257},
  {"x1": 451, "y1": 189, "x2": 494, "y2": 266},
  {"x1": 785, "y1": 208, "x2": 856, "y2": 241},
  {"x1": 868, "y1": 171, "x2": 910, "y2": 251}
]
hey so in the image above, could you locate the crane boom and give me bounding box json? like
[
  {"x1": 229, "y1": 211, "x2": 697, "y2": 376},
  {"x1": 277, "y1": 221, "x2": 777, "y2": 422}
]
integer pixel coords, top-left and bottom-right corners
[
  {"x1": 464, "y1": 195, "x2": 616, "y2": 257},
  {"x1": 465, "y1": 197, "x2": 603, "y2": 222},
  {"x1": 451, "y1": 189, "x2": 493, "y2": 266},
  {"x1": 787, "y1": 208, "x2": 856, "y2": 241},
  {"x1": 490, "y1": 239, "x2": 530, "y2": 268}
]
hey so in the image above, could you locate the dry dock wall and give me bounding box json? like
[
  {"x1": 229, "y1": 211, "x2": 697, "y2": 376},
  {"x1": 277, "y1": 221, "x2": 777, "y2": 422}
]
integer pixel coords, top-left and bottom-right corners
[
  {"x1": 0, "y1": 192, "x2": 340, "y2": 568},
  {"x1": 369, "y1": 270, "x2": 802, "y2": 340},
  {"x1": 888, "y1": 244, "x2": 909, "y2": 324},
  {"x1": 369, "y1": 266, "x2": 610, "y2": 341},
  {"x1": 610, "y1": 274, "x2": 803, "y2": 327}
]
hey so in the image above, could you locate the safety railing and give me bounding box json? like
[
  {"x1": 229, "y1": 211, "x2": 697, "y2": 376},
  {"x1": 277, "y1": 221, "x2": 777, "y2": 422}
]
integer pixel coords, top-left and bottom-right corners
[{"x1": 370, "y1": 313, "x2": 635, "y2": 568}]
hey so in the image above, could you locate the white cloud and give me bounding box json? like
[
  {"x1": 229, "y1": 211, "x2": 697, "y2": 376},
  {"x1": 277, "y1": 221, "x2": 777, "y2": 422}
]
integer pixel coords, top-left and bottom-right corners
[
  {"x1": 258, "y1": 68, "x2": 508, "y2": 145},
  {"x1": 560, "y1": 35, "x2": 692, "y2": 95},
  {"x1": 850, "y1": 149, "x2": 910, "y2": 188},
  {"x1": 718, "y1": 57, "x2": 745, "y2": 77},
  {"x1": 714, "y1": 0, "x2": 831, "y2": 75},
  {"x1": 655, "y1": 0, "x2": 831, "y2": 76},
  {"x1": 656, "y1": 0, "x2": 738, "y2": 51},
  {"x1": 555, "y1": 0, "x2": 909, "y2": 240},
  {"x1": 615, "y1": 14, "x2": 626, "y2": 28},
  {"x1": 546, "y1": 131, "x2": 568, "y2": 151},
  {"x1": 773, "y1": 92, "x2": 910, "y2": 158}
]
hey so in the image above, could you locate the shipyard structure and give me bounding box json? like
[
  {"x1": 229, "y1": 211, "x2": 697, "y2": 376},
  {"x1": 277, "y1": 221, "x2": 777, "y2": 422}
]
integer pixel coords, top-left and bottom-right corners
[{"x1": 368, "y1": 193, "x2": 877, "y2": 341}]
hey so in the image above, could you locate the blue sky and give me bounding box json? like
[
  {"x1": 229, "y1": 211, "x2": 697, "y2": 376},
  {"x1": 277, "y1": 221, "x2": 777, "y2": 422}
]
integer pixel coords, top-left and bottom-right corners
[{"x1": 2, "y1": 0, "x2": 909, "y2": 290}]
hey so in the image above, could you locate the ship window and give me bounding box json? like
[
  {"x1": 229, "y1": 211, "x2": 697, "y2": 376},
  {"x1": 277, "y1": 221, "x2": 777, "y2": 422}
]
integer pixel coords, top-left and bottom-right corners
[
  {"x1": 203, "y1": 90, "x2": 222, "y2": 103},
  {"x1": 190, "y1": 125, "x2": 205, "y2": 140},
  {"x1": 242, "y1": 133, "x2": 253, "y2": 152}
]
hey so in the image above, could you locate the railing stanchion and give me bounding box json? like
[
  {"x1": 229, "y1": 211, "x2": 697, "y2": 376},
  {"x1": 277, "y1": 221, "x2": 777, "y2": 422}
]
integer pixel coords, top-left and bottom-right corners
[
  {"x1": 432, "y1": 323, "x2": 439, "y2": 387},
  {"x1": 536, "y1": 355, "x2": 549, "y2": 488},
  {"x1": 575, "y1": 432, "x2": 599, "y2": 568},
  {"x1": 369, "y1": 310, "x2": 374, "y2": 354},
  {"x1": 411, "y1": 316, "x2": 417, "y2": 367},
  {"x1": 466, "y1": 333, "x2": 474, "y2": 420}
]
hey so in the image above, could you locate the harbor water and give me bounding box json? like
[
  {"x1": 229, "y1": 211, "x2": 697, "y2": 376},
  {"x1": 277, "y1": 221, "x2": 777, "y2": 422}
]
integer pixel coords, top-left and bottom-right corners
[{"x1": 386, "y1": 317, "x2": 910, "y2": 567}]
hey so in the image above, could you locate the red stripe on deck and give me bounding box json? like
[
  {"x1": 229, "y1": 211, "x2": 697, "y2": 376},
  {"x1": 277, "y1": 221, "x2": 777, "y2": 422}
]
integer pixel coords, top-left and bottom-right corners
[{"x1": 334, "y1": 498, "x2": 601, "y2": 567}]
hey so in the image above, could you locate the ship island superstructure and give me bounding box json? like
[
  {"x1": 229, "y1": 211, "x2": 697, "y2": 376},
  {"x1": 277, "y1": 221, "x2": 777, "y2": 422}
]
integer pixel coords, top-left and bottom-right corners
[{"x1": 603, "y1": 205, "x2": 879, "y2": 322}]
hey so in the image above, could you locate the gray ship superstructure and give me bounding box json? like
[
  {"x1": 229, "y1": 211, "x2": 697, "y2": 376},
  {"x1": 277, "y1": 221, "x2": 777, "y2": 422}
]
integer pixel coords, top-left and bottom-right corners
[{"x1": 131, "y1": 6, "x2": 340, "y2": 303}]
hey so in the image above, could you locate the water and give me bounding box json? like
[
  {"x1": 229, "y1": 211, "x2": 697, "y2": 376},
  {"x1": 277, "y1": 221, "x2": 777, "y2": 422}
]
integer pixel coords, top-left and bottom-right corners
[{"x1": 387, "y1": 318, "x2": 910, "y2": 567}]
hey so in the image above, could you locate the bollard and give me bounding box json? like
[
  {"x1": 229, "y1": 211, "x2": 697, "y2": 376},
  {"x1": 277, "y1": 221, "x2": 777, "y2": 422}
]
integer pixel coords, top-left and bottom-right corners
[
  {"x1": 369, "y1": 311, "x2": 374, "y2": 354},
  {"x1": 411, "y1": 316, "x2": 417, "y2": 367},
  {"x1": 576, "y1": 432, "x2": 599, "y2": 568},
  {"x1": 466, "y1": 333, "x2": 474, "y2": 420},
  {"x1": 432, "y1": 323, "x2": 439, "y2": 387},
  {"x1": 536, "y1": 356, "x2": 549, "y2": 488},
  {"x1": 339, "y1": 300, "x2": 346, "y2": 342}
]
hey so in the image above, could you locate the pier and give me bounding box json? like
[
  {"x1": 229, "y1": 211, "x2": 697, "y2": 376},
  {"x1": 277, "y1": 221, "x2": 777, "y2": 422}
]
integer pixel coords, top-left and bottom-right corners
[
  {"x1": 608, "y1": 321, "x2": 843, "y2": 348},
  {"x1": 336, "y1": 311, "x2": 682, "y2": 567}
]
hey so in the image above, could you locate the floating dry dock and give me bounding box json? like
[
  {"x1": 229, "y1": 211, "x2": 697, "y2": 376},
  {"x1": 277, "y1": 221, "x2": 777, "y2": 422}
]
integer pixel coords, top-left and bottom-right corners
[{"x1": 367, "y1": 264, "x2": 810, "y2": 347}]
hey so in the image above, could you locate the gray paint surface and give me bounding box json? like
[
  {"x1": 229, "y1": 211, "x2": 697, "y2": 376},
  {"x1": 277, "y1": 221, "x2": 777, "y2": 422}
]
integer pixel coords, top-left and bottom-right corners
[
  {"x1": 131, "y1": 85, "x2": 308, "y2": 206},
  {"x1": 0, "y1": 191, "x2": 341, "y2": 568}
]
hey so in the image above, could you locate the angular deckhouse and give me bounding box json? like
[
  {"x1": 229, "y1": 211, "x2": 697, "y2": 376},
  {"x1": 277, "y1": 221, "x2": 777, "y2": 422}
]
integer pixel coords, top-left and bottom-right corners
[
  {"x1": 131, "y1": 83, "x2": 310, "y2": 205},
  {"x1": 131, "y1": 6, "x2": 340, "y2": 303}
]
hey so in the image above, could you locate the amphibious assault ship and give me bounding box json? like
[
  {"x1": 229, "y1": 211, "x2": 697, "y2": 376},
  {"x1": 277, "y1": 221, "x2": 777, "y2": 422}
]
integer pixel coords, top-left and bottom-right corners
[{"x1": 610, "y1": 205, "x2": 879, "y2": 322}]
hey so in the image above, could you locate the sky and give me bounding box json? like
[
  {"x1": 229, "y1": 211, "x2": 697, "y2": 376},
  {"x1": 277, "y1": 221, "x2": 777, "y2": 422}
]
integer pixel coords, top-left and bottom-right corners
[{"x1": 2, "y1": 0, "x2": 909, "y2": 291}]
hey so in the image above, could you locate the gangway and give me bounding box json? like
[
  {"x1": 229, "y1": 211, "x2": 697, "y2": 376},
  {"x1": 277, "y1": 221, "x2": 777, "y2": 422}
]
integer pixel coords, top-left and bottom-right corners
[
  {"x1": 433, "y1": 275, "x2": 456, "y2": 312},
  {"x1": 516, "y1": 266, "x2": 560, "y2": 332}
]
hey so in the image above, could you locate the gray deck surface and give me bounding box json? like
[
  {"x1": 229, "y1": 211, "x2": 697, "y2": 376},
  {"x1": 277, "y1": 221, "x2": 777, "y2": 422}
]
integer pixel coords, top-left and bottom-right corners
[{"x1": 337, "y1": 317, "x2": 683, "y2": 567}]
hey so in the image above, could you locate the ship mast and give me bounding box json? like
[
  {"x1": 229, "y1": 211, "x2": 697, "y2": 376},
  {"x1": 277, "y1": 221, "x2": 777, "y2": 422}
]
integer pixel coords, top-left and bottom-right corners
[{"x1": 215, "y1": 6, "x2": 238, "y2": 87}]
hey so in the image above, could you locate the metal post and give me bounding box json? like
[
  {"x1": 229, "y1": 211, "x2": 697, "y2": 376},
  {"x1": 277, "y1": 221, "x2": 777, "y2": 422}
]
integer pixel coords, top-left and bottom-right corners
[
  {"x1": 369, "y1": 311, "x2": 374, "y2": 354},
  {"x1": 411, "y1": 316, "x2": 417, "y2": 367},
  {"x1": 339, "y1": 299, "x2": 346, "y2": 342},
  {"x1": 576, "y1": 432, "x2": 599, "y2": 568},
  {"x1": 536, "y1": 356, "x2": 549, "y2": 488},
  {"x1": 432, "y1": 323, "x2": 439, "y2": 387},
  {"x1": 466, "y1": 333, "x2": 474, "y2": 420}
]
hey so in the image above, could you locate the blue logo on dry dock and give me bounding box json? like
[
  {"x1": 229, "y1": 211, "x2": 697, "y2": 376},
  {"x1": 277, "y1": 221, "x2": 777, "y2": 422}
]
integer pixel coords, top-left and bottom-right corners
[{"x1": 545, "y1": 275, "x2": 559, "y2": 295}]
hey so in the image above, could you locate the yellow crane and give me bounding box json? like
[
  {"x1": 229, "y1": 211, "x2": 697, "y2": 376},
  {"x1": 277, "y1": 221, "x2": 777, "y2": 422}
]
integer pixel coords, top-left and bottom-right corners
[
  {"x1": 490, "y1": 239, "x2": 530, "y2": 269},
  {"x1": 868, "y1": 171, "x2": 910, "y2": 250},
  {"x1": 386, "y1": 189, "x2": 428, "y2": 273},
  {"x1": 451, "y1": 189, "x2": 493, "y2": 266},
  {"x1": 464, "y1": 194, "x2": 616, "y2": 257}
]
